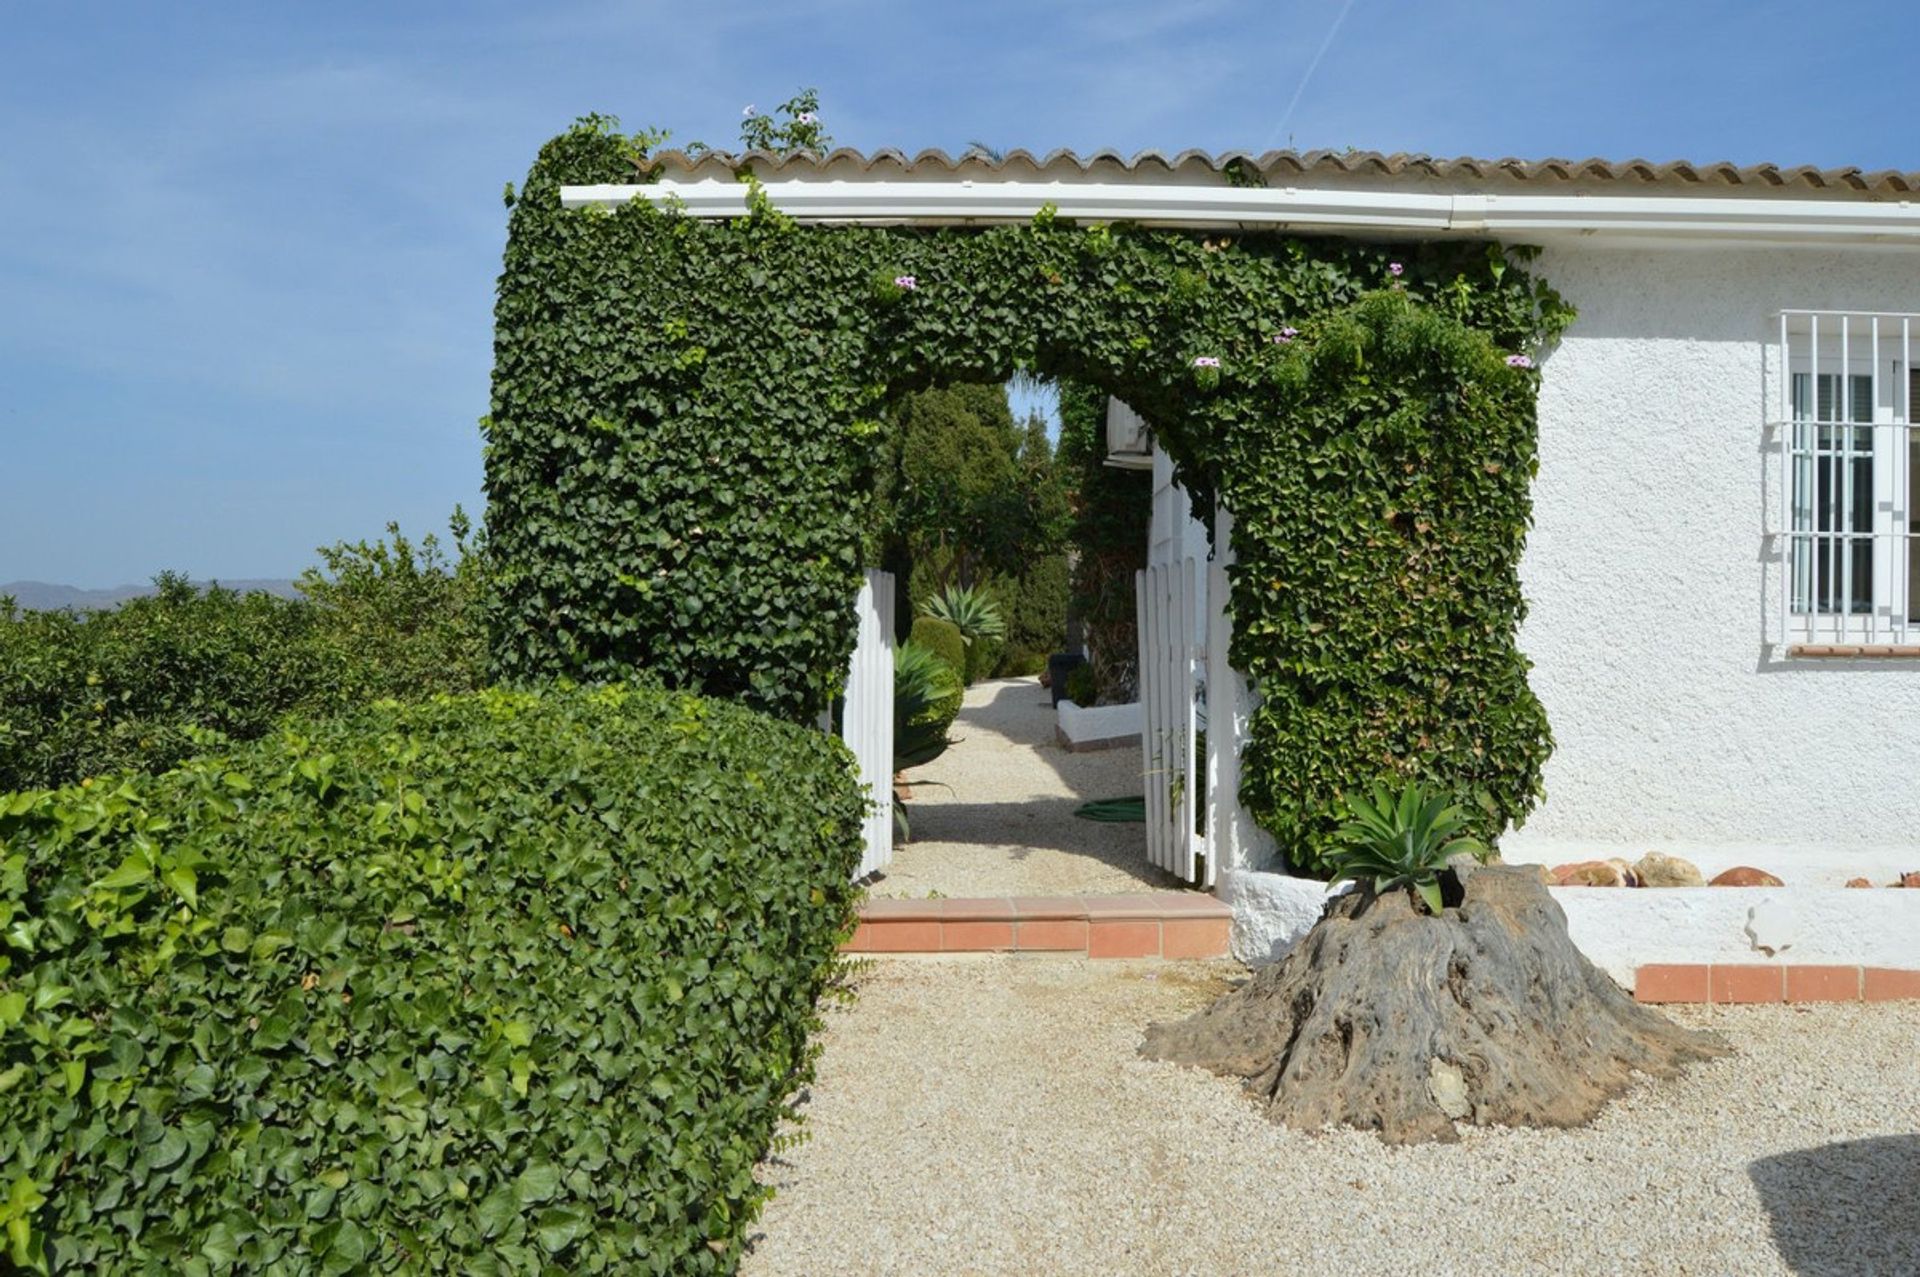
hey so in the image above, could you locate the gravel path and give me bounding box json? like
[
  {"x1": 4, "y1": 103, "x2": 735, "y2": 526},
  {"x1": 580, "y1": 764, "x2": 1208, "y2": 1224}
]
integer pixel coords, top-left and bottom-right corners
[
  {"x1": 746, "y1": 957, "x2": 1920, "y2": 1277},
  {"x1": 873, "y1": 678, "x2": 1186, "y2": 898}
]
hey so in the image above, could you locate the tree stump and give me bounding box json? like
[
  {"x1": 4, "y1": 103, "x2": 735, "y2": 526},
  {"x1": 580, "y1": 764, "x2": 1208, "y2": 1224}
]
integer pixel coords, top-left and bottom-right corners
[{"x1": 1140, "y1": 865, "x2": 1730, "y2": 1144}]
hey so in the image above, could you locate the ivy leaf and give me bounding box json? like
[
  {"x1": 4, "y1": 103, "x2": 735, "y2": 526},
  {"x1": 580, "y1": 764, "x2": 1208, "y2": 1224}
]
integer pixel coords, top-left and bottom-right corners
[
  {"x1": 162, "y1": 864, "x2": 199, "y2": 910},
  {"x1": 92, "y1": 855, "x2": 153, "y2": 891},
  {"x1": 535, "y1": 1206, "x2": 587, "y2": 1254},
  {"x1": 475, "y1": 1186, "x2": 517, "y2": 1239},
  {"x1": 513, "y1": 1163, "x2": 561, "y2": 1207}
]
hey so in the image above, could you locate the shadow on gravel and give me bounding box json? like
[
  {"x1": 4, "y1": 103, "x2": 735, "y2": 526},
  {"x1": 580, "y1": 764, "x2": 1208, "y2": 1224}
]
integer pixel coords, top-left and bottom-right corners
[{"x1": 1749, "y1": 1135, "x2": 1920, "y2": 1275}]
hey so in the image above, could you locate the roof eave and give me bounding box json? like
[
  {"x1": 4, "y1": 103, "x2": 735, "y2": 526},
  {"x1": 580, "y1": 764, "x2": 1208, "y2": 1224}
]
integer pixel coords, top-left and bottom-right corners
[{"x1": 559, "y1": 180, "x2": 1920, "y2": 246}]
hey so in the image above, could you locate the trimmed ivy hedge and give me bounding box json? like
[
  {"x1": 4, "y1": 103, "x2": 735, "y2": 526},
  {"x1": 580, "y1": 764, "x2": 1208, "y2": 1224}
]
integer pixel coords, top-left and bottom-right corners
[
  {"x1": 487, "y1": 116, "x2": 1573, "y2": 870},
  {"x1": 0, "y1": 683, "x2": 863, "y2": 1273}
]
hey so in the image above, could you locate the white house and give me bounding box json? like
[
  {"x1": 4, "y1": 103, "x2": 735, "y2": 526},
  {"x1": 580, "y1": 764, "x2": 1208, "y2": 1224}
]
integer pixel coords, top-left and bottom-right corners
[{"x1": 563, "y1": 149, "x2": 1920, "y2": 975}]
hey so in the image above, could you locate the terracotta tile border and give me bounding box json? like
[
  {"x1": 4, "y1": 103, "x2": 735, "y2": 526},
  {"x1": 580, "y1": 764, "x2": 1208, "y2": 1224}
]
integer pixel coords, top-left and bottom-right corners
[
  {"x1": 844, "y1": 894, "x2": 1231, "y2": 959},
  {"x1": 1636, "y1": 963, "x2": 1920, "y2": 1004}
]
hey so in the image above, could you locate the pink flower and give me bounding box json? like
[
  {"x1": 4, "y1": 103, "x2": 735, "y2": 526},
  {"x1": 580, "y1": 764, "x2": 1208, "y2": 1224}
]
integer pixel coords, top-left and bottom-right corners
[
  {"x1": 1193, "y1": 356, "x2": 1221, "y2": 368},
  {"x1": 1506, "y1": 354, "x2": 1533, "y2": 368},
  {"x1": 742, "y1": 104, "x2": 756, "y2": 117},
  {"x1": 797, "y1": 111, "x2": 818, "y2": 124},
  {"x1": 894, "y1": 275, "x2": 917, "y2": 290},
  {"x1": 1388, "y1": 262, "x2": 1404, "y2": 276},
  {"x1": 1273, "y1": 327, "x2": 1299, "y2": 344}
]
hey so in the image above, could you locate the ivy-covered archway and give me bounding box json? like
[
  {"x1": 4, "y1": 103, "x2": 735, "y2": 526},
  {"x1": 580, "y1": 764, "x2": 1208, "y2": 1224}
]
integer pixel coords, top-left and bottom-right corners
[{"x1": 486, "y1": 118, "x2": 1573, "y2": 872}]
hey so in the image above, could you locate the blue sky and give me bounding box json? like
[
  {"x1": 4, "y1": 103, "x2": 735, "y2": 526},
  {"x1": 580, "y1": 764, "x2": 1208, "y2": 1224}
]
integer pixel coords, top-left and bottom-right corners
[{"x1": 4, "y1": 0, "x2": 1917, "y2": 585}]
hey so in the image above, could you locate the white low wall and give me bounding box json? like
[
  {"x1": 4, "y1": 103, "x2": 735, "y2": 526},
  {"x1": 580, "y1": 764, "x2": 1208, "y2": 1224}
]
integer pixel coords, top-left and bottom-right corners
[
  {"x1": 1553, "y1": 886, "x2": 1920, "y2": 985},
  {"x1": 1055, "y1": 699, "x2": 1141, "y2": 752},
  {"x1": 1221, "y1": 867, "x2": 1920, "y2": 986}
]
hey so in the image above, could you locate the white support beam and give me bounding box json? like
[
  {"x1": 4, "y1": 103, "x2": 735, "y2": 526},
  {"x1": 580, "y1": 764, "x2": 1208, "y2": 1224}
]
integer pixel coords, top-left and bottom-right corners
[{"x1": 558, "y1": 179, "x2": 1920, "y2": 245}]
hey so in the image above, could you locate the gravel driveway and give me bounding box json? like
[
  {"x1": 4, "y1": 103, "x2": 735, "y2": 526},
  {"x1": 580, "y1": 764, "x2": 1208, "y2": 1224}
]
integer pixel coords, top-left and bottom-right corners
[
  {"x1": 745, "y1": 956, "x2": 1920, "y2": 1277},
  {"x1": 874, "y1": 678, "x2": 1187, "y2": 899}
]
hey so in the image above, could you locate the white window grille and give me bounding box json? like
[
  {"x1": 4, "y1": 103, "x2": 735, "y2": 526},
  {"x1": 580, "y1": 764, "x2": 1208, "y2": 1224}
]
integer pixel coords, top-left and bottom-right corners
[{"x1": 1775, "y1": 310, "x2": 1920, "y2": 652}]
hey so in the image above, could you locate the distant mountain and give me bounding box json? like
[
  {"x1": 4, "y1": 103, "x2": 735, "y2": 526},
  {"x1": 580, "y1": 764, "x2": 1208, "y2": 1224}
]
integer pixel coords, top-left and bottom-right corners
[{"x1": 0, "y1": 579, "x2": 303, "y2": 611}]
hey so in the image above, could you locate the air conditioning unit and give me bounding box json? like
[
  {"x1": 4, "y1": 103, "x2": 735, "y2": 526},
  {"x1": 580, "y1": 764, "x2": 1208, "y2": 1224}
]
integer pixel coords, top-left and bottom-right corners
[{"x1": 1104, "y1": 397, "x2": 1153, "y2": 470}]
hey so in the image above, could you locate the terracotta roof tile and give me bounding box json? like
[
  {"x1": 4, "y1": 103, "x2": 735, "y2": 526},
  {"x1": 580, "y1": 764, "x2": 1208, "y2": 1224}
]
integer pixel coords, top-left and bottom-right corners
[{"x1": 639, "y1": 147, "x2": 1920, "y2": 199}]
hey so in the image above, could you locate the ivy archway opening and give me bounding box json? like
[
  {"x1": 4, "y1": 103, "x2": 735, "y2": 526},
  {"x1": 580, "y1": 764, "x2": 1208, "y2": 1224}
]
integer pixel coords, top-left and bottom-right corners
[{"x1": 487, "y1": 117, "x2": 1571, "y2": 877}]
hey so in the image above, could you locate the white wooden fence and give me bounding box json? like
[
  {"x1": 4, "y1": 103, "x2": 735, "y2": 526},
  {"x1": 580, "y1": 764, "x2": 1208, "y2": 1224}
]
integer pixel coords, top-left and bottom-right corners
[
  {"x1": 836, "y1": 569, "x2": 896, "y2": 879},
  {"x1": 1136, "y1": 558, "x2": 1209, "y2": 885}
]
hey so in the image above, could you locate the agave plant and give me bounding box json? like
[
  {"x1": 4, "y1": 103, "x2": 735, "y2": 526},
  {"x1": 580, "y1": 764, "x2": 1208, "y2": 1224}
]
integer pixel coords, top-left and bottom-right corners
[
  {"x1": 894, "y1": 641, "x2": 962, "y2": 770},
  {"x1": 919, "y1": 584, "x2": 1006, "y2": 646},
  {"x1": 1325, "y1": 781, "x2": 1489, "y2": 916}
]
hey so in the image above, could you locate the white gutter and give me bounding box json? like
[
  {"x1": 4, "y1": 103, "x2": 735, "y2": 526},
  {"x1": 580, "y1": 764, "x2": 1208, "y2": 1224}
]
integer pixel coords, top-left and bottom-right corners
[{"x1": 559, "y1": 180, "x2": 1920, "y2": 244}]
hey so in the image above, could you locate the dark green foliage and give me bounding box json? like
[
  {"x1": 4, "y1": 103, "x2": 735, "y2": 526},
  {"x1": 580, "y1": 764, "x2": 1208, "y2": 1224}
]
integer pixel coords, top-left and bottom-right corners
[
  {"x1": 906, "y1": 618, "x2": 965, "y2": 724},
  {"x1": 1063, "y1": 663, "x2": 1099, "y2": 708},
  {"x1": 874, "y1": 385, "x2": 1070, "y2": 650},
  {"x1": 885, "y1": 385, "x2": 1024, "y2": 591},
  {"x1": 1055, "y1": 380, "x2": 1150, "y2": 701},
  {"x1": 918, "y1": 585, "x2": 1004, "y2": 686},
  {"x1": 0, "y1": 576, "x2": 331, "y2": 793},
  {"x1": 984, "y1": 416, "x2": 1073, "y2": 676},
  {"x1": 0, "y1": 525, "x2": 488, "y2": 794},
  {"x1": 894, "y1": 641, "x2": 961, "y2": 770},
  {"x1": 294, "y1": 514, "x2": 490, "y2": 709},
  {"x1": 1224, "y1": 294, "x2": 1555, "y2": 874},
  {"x1": 488, "y1": 116, "x2": 1570, "y2": 867},
  {"x1": 0, "y1": 683, "x2": 863, "y2": 1273}
]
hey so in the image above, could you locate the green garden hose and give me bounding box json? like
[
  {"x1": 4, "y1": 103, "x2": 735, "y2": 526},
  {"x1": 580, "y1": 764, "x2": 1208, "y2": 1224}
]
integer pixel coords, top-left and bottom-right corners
[{"x1": 1073, "y1": 796, "x2": 1147, "y2": 822}]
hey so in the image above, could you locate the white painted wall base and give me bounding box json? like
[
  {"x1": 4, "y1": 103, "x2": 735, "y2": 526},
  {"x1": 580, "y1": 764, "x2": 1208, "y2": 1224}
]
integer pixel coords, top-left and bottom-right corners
[
  {"x1": 1055, "y1": 699, "x2": 1141, "y2": 752},
  {"x1": 1553, "y1": 886, "x2": 1920, "y2": 986},
  {"x1": 1219, "y1": 869, "x2": 1351, "y2": 966},
  {"x1": 1221, "y1": 867, "x2": 1920, "y2": 987}
]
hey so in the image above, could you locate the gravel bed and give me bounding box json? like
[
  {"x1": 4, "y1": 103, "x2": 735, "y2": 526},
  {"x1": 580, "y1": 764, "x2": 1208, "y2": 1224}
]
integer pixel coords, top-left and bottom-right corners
[
  {"x1": 873, "y1": 677, "x2": 1186, "y2": 898},
  {"x1": 745, "y1": 956, "x2": 1920, "y2": 1277}
]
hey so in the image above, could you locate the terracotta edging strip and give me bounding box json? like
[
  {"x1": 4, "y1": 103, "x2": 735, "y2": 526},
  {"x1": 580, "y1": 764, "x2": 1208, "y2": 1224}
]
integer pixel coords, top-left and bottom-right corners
[
  {"x1": 1636, "y1": 963, "x2": 1920, "y2": 1004},
  {"x1": 847, "y1": 893, "x2": 1230, "y2": 959}
]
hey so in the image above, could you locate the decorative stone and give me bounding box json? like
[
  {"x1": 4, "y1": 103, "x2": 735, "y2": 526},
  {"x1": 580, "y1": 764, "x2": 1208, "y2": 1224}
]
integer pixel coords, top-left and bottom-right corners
[
  {"x1": 1899, "y1": 872, "x2": 1920, "y2": 889},
  {"x1": 1552, "y1": 860, "x2": 1628, "y2": 887},
  {"x1": 1709, "y1": 866, "x2": 1785, "y2": 888},
  {"x1": 1846, "y1": 878, "x2": 1874, "y2": 889},
  {"x1": 1427, "y1": 1057, "x2": 1471, "y2": 1120},
  {"x1": 1606, "y1": 858, "x2": 1642, "y2": 887},
  {"x1": 1634, "y1": 852, "x2": 1706, "y2": 888}
]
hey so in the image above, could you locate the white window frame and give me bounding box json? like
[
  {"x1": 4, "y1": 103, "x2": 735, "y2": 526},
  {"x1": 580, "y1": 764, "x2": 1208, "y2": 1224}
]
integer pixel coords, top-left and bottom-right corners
[{"x1": 1774, "y1": 310, "x2": 1919, "y2": 652}]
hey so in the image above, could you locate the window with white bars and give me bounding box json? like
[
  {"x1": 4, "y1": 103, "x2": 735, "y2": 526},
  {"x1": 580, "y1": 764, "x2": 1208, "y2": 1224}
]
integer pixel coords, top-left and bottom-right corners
[{"x1": 1775, "y1": 311, "x2": 1920, "y2": 651}]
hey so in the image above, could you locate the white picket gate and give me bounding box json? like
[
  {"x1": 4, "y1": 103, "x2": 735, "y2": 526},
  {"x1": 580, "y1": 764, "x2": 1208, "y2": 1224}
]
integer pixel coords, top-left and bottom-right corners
[
  {"x1": 1136, "y1": 558, "x2": 1209, "y2": 886},
  {"x1": 835, "y1": 569, "x2": 896, "y2": 879}
]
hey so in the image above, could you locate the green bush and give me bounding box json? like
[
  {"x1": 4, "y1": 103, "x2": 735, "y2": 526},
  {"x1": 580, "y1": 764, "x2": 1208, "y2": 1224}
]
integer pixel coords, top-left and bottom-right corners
[
  {"x1": 0, "y1": 522, "x2": 488, "y2": 794},
  {"x1": 906, "y1": 617, "x2": 966, "y2": 721},
  {"x1": 918, "y1": 586, "x2": 1005, "y2": 687},
  {"x1": 894, "y1": 641, "x2": 961, "y2": 770},
  {"x1": 1064, "y1": 663, "x2": 1099, "y2": 708},
  {"x1": 984, "y1": 554, "x2": 1069, "y2": 678},
  {"x1": 0, "y1": 576, "x2": 336, "y2": 793},
  {"x1": 1056, "y1": 381, "x2": 1149, "y2": 704},
  {"x1": 294, "y1": 515, "x2": 490, "y2": 709},
  {"x1": 0, "y1": 683, "x2": 864, "y2": 1274}
]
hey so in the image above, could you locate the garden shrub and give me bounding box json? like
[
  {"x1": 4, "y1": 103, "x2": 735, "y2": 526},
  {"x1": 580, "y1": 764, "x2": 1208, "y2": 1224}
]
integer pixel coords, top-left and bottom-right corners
[
  {"x1": 894, "y1": 641, "x2": 960, "y2": 771},
  {"x1": 0, "y1": 682, "x2": 864, "y2": 1274},
  {"x1": 0, "y1": 576, "x2": 337, "y2": 794},
  {"x1": 1055, "y1": 380, "x2": 1148, "y2": 702},
  {"x1": 0, "y1": 523, "x2": 488, "y2": 794},
  {"x1": 906, "y1": 618, "x2": 965, "y2": 724},
  {"x1": 985, "y1": 554, "x2": 1069, "y2": 678},
  {"x1": 488, "y1": 111, "x2": 1571, "y2": 870}
]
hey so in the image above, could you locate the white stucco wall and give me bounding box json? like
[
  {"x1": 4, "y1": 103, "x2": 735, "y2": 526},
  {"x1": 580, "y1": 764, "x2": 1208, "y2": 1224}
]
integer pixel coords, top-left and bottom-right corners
[
  {"x1": 1222, "y1": 868, "x2": 1920, "y2": 982},
  {"x1": 1508, "y1": 244, "x2": 1920, "y2": 878}
]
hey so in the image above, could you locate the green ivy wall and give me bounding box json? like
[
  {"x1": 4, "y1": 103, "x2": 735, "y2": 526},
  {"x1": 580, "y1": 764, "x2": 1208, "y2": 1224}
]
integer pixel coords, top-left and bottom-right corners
[{"x1": 487, "y1": 118, "x2": 1573, "y2": 872}]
